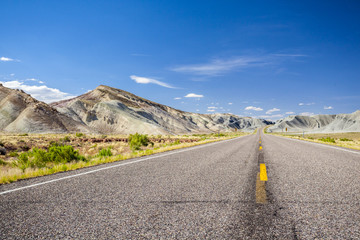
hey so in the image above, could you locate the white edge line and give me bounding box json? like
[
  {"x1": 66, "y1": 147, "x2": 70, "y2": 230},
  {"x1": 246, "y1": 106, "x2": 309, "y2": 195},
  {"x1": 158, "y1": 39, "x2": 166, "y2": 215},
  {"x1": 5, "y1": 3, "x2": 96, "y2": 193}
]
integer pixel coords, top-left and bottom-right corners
[
  {"x1": 0, "y1": 135, "x2": 251, "y2": 196},
  {"x1": 270, "y1": 134, "x2": 360, "y2": 155}
]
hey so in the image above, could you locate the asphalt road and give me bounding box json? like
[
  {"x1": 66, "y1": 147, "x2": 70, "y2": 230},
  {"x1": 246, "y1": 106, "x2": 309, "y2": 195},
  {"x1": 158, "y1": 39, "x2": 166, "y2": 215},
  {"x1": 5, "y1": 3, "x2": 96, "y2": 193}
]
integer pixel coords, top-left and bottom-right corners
[{"x1": 1, "y1": 131, "x2": 359, "y2": 239}]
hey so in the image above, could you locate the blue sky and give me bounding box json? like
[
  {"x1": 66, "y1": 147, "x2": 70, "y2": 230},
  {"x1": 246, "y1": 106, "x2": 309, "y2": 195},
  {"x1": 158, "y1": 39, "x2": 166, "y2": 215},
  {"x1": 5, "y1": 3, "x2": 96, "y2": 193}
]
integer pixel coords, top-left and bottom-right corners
[{"x1": 1, "y1": 0, "x2": 360, "y2": 120}]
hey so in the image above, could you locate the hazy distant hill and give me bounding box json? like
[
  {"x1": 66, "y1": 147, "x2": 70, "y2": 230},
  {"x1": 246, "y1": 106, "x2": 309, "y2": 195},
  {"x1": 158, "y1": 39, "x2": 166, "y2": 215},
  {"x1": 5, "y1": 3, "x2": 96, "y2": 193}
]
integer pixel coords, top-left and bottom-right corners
[
  {"x1": 267, "y1": 111, "x2": 360, "y2": 133},
  {"x1": 0, "y1": 84, "x2": 89, "y2": 133},
  {"x1": 51, "y1": 85, "x2": 272, "y2": 134}
]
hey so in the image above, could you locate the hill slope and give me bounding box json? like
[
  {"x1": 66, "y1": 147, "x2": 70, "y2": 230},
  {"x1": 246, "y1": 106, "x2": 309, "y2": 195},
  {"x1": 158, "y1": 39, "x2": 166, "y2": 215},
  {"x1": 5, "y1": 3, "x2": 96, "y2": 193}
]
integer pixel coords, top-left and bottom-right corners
[
  {"x1": 51, "y1": 85, "x2": 272, "y2": 134},
  {"x1": 0, "y1": 84, "x2": 89, "y2": 133},
  {"x1": 267, "y1": 111, "x2": 360, "y2": 133}
]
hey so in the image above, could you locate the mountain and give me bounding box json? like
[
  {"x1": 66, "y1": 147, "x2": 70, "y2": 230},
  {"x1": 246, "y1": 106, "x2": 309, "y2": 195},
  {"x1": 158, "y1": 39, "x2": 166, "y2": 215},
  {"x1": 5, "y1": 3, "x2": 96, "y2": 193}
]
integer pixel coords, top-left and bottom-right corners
[
  {"x1": 267, "y1": 111, "x2": 360, "y2": 133},
  {"x1": 51, "y1": 85, "x2": 272, "y2": 134},
  {"x1": 0, "y1": 84, "x2": 89, "y2": 133}
]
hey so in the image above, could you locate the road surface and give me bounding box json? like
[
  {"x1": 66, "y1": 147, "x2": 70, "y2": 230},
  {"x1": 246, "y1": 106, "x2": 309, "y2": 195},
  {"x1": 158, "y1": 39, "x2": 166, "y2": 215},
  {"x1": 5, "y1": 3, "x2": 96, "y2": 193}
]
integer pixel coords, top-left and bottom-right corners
[{"x1": 1, "y1": 131, "x2": 359, "y2": 239}]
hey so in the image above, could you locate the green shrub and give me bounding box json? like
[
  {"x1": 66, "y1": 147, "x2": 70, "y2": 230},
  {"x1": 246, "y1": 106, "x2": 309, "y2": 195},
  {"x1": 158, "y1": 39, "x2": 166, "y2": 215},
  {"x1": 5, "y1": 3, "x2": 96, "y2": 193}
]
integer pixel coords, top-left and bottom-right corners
[
  {"x1": 14, "y1": 143, "x2": 86, "y2": 171},
  {"x1": 19, "y1": 133, "x2": 28, "y2": 136},
  {"x1": 75, "y1": 132, "x2": 84, "y2": 138},
  {"x1": 307, "y1": 137, "x2": 314, "y2": 140},
  {"x1": 319, "y1": 137, "x2": 336, "y2": 143},
  {"x1": 98, "y1": 147, "x2": 112, "y2": 157},
  {"x1": 63, "y1": 136, "x2": 71, "y2": 142},
  {"x1": 0, "y1": 158, "x2": 7, "y2": 166},
  {"x1": 340, "y1": 138, "x2": 353, "y2": 141},
  {"x1": 128, "y1": 133, "x2": 153, "y2": 151},
  {"x1": 9, "y1": 151, "x2": 19, "y2": 157}
]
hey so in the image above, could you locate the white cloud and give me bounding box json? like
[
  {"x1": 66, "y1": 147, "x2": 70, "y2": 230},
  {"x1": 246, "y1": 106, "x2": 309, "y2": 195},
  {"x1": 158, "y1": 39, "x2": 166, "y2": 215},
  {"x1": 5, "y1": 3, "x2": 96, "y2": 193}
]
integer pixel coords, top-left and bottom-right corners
[
  {"x1": 171, "y1": 54, "x2": 306, "y2": 76},
  {"x1": 208, "y1": 106, "x2": 217, "y2": 109},
  {"x1": 299, "y1": 102, "x2": 314, "y2": 106},
  {"x1": 245, "y1": 106, "x2": 263, "y2": 111},
  {"x1": 324, "y1": 106, "x2": 333, "y2": 110},
  {"x1": 0, "y1": 56, "x2": 15, "y2": 62},
  {"x1": 300, "y1": 112, "x2": 314, "y2": 116},
  {"x1": 266, "y1": 108, "x2": 280, "y2": 114},
  {"x1": 171, "y1": 56, "x2": 267, "y2": 76},
  {"x1": 174, "y1": 97, "x2": 182, "y2": 100},
  {"x1": 0, "y1": 80, "x2": 76, "y2": 103},
  {"x1": 258, "y1": 114, "x2": 284, "y2": 119},
  {"x1": 10, "y1": 73, "x2": 15, "y2": 77},
  {"x1": 207, "y1": 109, "x2": 216, "y2": 112},
  {"x1": 228, "y1": 102, "x2": 233, "y2": 105},
  {"x1": 286, "y1": 111, "x2": 295, "y2": 114},
  {"x1": 184, "y1": 93, "x2": 204, "y2": 98},
  {"x1": 130, "y1": 75, "x2": 175, "y2": 88}
]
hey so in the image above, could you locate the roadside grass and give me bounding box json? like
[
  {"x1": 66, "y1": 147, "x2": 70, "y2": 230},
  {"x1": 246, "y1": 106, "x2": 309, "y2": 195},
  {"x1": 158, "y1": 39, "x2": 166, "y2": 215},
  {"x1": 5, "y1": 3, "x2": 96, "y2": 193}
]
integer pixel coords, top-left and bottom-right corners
[
  {"x1": 266, "y1": 131, "x2": 360, "y2": 150},
  {"x1": 0, "y1": 131, "x2": 249, "y2": 184}
]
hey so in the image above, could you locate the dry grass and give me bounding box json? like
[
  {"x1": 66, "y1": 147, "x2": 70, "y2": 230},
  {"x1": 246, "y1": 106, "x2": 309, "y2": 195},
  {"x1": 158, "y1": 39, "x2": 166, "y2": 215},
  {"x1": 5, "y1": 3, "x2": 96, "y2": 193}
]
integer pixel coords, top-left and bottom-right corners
[
  {"x1": 0, "y1": 132, "x2": 250, "y2": 184},
  {"x1": 267, "y1": 132, "x2": 360, "y2": 150}
]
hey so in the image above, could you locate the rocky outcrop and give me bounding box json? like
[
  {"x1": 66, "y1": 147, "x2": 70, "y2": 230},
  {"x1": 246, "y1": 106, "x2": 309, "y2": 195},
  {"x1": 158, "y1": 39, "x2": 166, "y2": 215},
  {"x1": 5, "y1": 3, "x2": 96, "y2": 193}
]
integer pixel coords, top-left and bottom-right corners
[{"x1": 0, "y1": 84, "x2": 89, "y2": 133}]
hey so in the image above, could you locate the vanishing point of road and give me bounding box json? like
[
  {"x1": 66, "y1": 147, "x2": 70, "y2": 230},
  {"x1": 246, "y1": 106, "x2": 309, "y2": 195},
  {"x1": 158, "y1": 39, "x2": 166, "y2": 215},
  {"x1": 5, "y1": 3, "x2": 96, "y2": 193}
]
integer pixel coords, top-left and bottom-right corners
[{"x1": 1, "y1": 130, "x2": 359, "y2": 239}]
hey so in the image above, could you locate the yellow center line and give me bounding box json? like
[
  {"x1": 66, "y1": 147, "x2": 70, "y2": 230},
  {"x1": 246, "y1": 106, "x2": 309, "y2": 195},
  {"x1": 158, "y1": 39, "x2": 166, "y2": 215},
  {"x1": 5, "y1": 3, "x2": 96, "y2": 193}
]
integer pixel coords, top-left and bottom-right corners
[
  {"x1": 259, "y1": 163, "x2": 268, "y2": 181},
  {"x1": 259, "y1": 140, "x2": 261, "y2": 143},
  {"x1": 259, "y1": 146, "x2": 262, "y2": 150},
  {"x1": 256, "y1": 173, "x2": 267, "y2": 204}
]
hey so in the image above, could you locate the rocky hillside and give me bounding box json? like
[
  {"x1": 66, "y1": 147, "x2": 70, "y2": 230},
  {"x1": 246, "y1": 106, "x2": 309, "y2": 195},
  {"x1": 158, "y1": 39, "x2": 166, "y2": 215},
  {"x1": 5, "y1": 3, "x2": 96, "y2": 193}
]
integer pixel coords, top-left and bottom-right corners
[
  {"x1": 267, "y1": 111, "x2": 360, "y2": 133},
  {"x1": 51, "y1": 85, "x2": 272, "y2": 134},
  {"x1": 0, "y1": 84, "x2": 89, "y2": 133}
]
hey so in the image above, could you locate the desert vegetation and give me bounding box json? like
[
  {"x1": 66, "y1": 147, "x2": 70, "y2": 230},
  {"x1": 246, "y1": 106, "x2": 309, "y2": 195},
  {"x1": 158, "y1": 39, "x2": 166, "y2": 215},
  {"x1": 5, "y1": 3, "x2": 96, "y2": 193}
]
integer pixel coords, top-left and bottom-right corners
[
  {"x1": 0, "y1": 131, "x2": 248, "y2": 184},
  {"x1": 267, "y1": 131, "x2": 360, "y2": 150}
]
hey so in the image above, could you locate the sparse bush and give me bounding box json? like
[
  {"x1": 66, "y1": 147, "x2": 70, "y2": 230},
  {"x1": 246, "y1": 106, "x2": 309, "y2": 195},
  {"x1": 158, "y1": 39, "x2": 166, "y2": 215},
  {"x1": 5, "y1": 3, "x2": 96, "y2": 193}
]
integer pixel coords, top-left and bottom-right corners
[
  {"x1": 101, "y1": 135, "x2": 107, "y2": 139},
  {"x1": 19, "y1": 133, "x2": 28, "y2": 136},
  {"x1": 76, "y1": 132, "x2": 84, "y2": 138},
  {"x1": 319, "y1": 137, "x2": 336, "y2": 143},
  {"x1": 98, "y1": 147, "x2": 112, "y2": 157},
  {"x1": 156, "y1": 134, "x2": 162, "y2": 139},
  {"x1": 9, "y1": 151, "x2": 19, "y2": 157},
  {"x1": 0, "y1": 158, "x2": 7, "y2": 166},
  {"x1": 307, "y1": 137, "x2": 314, "y2": 140},
  {"x1": 14, "y1": 142, "x2": 86, "y2": 172},
  {"x1": 340, "y1": 138, "x2": 353, "y2": 141},
  {"x1": 63, "y1": 136, "x2": 71, "y2": 142},
  {"x1": 128, "y1": 133, "x2": 153, "y2": 151}
]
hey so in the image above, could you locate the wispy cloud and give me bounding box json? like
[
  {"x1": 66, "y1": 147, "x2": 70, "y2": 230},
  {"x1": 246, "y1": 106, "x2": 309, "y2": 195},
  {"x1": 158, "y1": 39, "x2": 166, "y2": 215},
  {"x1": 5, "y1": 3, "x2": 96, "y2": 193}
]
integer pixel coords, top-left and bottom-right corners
[
  {"x1": 299, "y1": 102, "x2": 314, "y2": 106},
  {"x1": 324, "y1": 106, "x2": 333, "y2": 110},
  {"x1": 266, "y1": 108, "x2": 280, "y2": 114},
  {"x1": 184, "y1": 93, "x2": 204, "y2": 98},
  {"x1": 171, "y1": 53, "x2": 306, "y2": 76},
  {"x1": 286, "y1": 111, "x2": 295, "y2": 114},
  {"x1": 26, "y1": 78, "x2": 45, "y2": 84},
  {"x1": 245, "y1": 106, "x2": 263, "y2": 111},
  {"x1": 1, "y1": 56, "x2": 18, "y2": 62},
  {"x1": 171, "y1": 56, "x2": 267, "y2": 76},
  {"x1": 0, "y1": 80, "x2": 76, "y2": 103},
  {"x1": 130, "y1": 75, "x2": 176, "y2": 88},
  {"x1": 174, "y1": 97, "x2": 182, "y2": 100},
  {"x1": 300, "y1": 112, "x2": 315, "y2": 116},
  {"x1": 228, "y1": 102, "x2": 233, "y2": 105},
  {"x1": 258, "y1": 114, "x2": 284, "y2": 119}
]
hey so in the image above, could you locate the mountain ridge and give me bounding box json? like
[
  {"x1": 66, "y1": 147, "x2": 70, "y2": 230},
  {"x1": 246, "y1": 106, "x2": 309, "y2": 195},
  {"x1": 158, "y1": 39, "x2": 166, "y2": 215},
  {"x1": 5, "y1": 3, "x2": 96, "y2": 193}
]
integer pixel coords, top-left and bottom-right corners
[{"x1": 51, "y1": 85, "x2": 272, "y2": 134}]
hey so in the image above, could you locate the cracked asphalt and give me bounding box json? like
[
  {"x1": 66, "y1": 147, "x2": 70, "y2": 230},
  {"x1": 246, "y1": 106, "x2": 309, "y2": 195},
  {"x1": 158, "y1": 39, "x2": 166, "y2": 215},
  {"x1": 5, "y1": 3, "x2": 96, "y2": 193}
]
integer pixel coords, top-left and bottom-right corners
[{"x1": 1, "y1": 131, "x2": 359, "y2": 239}]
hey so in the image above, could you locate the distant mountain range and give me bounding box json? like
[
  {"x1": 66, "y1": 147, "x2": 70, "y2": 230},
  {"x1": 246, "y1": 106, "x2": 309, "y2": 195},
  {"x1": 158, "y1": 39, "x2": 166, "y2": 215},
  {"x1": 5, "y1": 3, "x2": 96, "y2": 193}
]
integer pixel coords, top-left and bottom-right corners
[
  {"x1": 0, "y1": 84, "x2": 271, "y2": 134},
  {"x1": 268, "y1": 111, "x2": 360, "y2": 133},
  {"x1": 1, "y1": 83, "x2": 359, "y2": 134}
]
